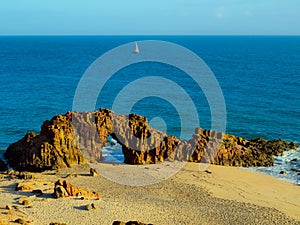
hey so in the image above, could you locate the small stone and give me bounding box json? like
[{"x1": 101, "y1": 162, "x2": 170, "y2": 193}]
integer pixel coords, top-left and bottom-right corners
[
  {"x1": 14, "y1": 218, "x2": 26, "y2": 224},
  {"x1": 65, "y1": 173, "x2": 77, "y2": 178},
  {"x1": 112, "y1": 221, "x2": 152, "y2": 225},
  {"x1": 85, "y1": 204, "x2": 93, "y2": 211},
  {"x1": 22, "y1": 199, "x2": 30, "y2": 206},
  {"x1": 205, "y1": 170, "x2": 212, "y2": 174},
  {"x1": 7, "y1": 169, "x2": 15, "y2": 175},
  {"x1": 112, "y1": 222, "x2": 126, "y2": 225},
  {"x1": 91, "y1": 203, "x2": 98, "y2": 209},
  {"x1": 49, "y1": 223, "x2": 68, "y2": 225},
  {"x1": 90, "y1": 168, "x2": 99, "y2": 177},
  {"x1": 54, "y1": 185, "x2": 69, "y2": 198},
  {"x1": 5, "y1": 205, "x2": 12, "y2": 210},
  {"x1": 32, "y1": 189, "x2": 44, "y2": 196},
  {"x1": 279, "y1": 171, "x2": 287, "y2": 175},
  {"x1": 85, "y1": 203, "x2": 98, "y2": 211},
  {"x1": 19, "y1": 172, "x2": 34, "y2": 180}
]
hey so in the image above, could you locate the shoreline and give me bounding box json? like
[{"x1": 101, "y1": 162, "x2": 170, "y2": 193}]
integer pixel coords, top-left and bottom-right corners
[
  {"x1": 1, "y1": 146, "x2": 300, "y2": 185},
  {"x1": 0, "y1": 162, "x2": 299, "y2": 224}
]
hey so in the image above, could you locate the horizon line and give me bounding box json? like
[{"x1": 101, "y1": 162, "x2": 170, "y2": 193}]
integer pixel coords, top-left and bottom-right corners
[{"x1": 0, "y1": 34, "x2": 300, "y2": 37}]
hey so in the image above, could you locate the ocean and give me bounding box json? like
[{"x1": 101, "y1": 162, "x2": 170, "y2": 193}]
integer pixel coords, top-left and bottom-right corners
[{"x1": 0, "y1": 36, "x2": 299, "y2": 184}]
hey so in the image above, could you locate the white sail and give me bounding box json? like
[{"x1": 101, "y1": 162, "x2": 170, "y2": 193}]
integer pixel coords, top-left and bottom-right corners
[{"x1": 134, "y1": 42, "x2": 140, "y2": 54}]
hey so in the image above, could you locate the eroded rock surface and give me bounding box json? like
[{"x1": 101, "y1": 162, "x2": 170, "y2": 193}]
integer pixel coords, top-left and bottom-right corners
[
  {"x1": 4, "y1": 108, "x2": 298, "y2": 170},
  {"x1": 112, "y1": 114, "x2": 180, "y2": 164},
  {"x1": 53, "y1": 179, "x2": 100, "y2": 199},
  {"x1": 5, "y1": 114, "x2": 85, "y2": 171}
]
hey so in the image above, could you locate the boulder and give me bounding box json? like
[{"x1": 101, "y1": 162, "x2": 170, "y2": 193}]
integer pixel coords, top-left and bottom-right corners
[
  {"x1": 53, "y1": 179, "x2": 100, "y2": 199},
  {"x1": 15, "y1": 182, "x2": 35, "y2": 191}
]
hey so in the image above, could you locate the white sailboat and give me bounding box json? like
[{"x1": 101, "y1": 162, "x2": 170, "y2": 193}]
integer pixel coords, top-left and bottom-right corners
[{"x1": 133, "y1": 42, "x2": 140, "y2": 54}]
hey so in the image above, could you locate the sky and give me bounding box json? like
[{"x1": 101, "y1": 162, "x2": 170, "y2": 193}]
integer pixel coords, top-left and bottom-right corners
[{"x1": 0, "y1": 0, "x2": 299, "y2": 35}]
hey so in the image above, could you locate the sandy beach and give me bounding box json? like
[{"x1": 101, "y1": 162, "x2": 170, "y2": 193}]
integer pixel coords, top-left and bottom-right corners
[{"x1": 0, "y1": 162, "x2": 299, "y2": 225}]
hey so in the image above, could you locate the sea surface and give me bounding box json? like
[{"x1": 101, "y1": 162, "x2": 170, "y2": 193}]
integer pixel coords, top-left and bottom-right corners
[{"x1": 0, "y1": 36, "x2": 299, "y2": 184}]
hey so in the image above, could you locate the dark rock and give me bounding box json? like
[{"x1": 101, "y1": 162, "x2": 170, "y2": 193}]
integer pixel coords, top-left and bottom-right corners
[
  {"x1": 32, "y1": 189, "x2": 44, "y2": 196},
  {"x1": 113, "y1": 222, "x2": 126, "y2": 225},
  {"x1": 279, "y1": 171, "x2": 287, "y2": 175},
  {"x1": 49, "y1": 223, "x2": 67, "y2": 225},
  {"x1": 291, "y1": 168, "x2": 300, "y2": 173},
  {"x1": 14, "y1": 218, "x2": 26, "y2": 224},
  {"x1": 90, "y1": 168, "x2": 99, "y2": 176},
  {"x1": 21, "y1": 199, "x2": 30, "y2": 206},
  {"x1": 85, "y1": 203, "x2": 98, "y2": 210},
  {"x1": 5, "y1": 205, "x2": 12, "y2": 210},
  {"x1": 112, "y1": 221, "x2": 153, "y2": 225},
  {"x1": 18, "y1": 172, "x2": 34, "y2": 180},
  {"x1": 0, "y1": 158, "x2": 7, "y2": 171}
]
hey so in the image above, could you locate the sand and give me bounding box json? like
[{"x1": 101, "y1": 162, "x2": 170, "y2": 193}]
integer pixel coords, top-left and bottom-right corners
[{"x1": 0, "y1": 162, "x2": 299, "y2": 225}]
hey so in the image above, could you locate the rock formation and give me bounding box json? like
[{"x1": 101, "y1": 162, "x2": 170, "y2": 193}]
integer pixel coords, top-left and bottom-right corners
[
  {"x1": 53, "y1": 179, "x2": 100, "y2": 199},
  {"x1": 4, "y1": 108, "x2": 298, "y2": 171},
  {"x1": 71, "y1": 108, "x2": 114, "y2": 163},
  {"x1": 4, "y1": 113, "x2": 86, "y2": 171},
  {"x1": 112, "y1": 114, "x2": 180, "y2": 164},
  {"x1": 115, "y1": 122, "x2": 298, "y2": 167}
]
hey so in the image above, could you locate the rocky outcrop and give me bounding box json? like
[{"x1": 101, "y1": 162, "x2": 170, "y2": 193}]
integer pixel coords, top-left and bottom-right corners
[
  {"x1": 5, "y1": 114, "x2": 86, "y2": 171},
  {"x1": 71, "y1": 108, "x2": 113, "y2": 163},
  {"x1": 4, "y1": 108, "x2": 115, "y2": 171},
  {"x1": 117, "y1": 124, "x2": 298, "y2": 167},
  {"x1": 53, "y1": 179, "x2": 100, "y2": 199},
  {"x1": 123, "y1": 125, "x2": 298, "y2": 167},
  {"x1": 5, "y1": 108, "x2": 298, "y2": 170},
  {"x1": 112, "y1": 114, "x2": 180, "y2": 164},
  {"x1": 0, "y1": 158, "x2": 7, "y2": 171}
]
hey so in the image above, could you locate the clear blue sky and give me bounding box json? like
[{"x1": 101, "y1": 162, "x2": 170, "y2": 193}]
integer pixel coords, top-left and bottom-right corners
[{"x1": 0, "y1": 0, "x2": 299, "y2": 35}]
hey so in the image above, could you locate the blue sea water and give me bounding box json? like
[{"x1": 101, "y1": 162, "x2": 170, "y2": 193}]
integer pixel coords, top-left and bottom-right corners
[{"x1": 0, "y1": 36, "x2": 299, "y2": 183}]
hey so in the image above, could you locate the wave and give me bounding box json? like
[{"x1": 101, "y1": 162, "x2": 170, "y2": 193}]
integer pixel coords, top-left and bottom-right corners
[{"x1": 243, "y1": 147, "x2": 300, "y2": 185}]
